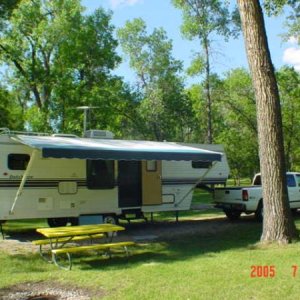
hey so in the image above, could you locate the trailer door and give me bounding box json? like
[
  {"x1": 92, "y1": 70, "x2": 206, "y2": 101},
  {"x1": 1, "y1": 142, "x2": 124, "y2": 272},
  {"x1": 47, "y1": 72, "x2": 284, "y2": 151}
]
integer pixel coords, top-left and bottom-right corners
[
  {"x1": 142, "y1": 161, "x2": 162, "y2": 205},
  {"x1": 118, "y1": 161, "x2": 142, "y2": 207}
]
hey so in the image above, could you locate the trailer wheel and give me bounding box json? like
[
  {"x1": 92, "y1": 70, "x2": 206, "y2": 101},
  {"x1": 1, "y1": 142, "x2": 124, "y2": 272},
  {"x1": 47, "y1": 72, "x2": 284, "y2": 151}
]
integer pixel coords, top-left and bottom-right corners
[
  {"x1": 47, "y1": 218, "x2": 68, "y2": 227},
  {"x1": 69, "y1": 217, "x2": 79, "y2": 226},
  {"x1": 255, "y1": 201, "x2": 263, "y2": 222},
  {"x1": 223, "y1": 209, "x2": 241, "y2": 221},
  {"x1": 103, "y1": 215, "x2": 117, "y2": 224}
]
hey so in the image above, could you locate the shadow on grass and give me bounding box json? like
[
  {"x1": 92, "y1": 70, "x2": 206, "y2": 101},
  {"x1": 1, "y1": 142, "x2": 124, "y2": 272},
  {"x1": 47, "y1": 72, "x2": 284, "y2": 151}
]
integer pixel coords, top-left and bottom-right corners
[
  {"x1": 5, "y1": 214, "x2": 300, "y2": 272},
  {"x1": 0, "y1": 252, "x2": 52, "y2": 273},
  {"x1": 74, "y1": 217, "x2": 263, "y2": 271}
]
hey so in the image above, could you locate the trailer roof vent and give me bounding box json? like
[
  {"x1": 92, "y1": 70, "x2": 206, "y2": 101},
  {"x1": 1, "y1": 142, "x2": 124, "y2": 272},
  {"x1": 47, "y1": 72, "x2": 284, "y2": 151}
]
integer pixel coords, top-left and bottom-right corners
[{"x1": 84, "y1": 130, "x2": 114, "y2": 139}]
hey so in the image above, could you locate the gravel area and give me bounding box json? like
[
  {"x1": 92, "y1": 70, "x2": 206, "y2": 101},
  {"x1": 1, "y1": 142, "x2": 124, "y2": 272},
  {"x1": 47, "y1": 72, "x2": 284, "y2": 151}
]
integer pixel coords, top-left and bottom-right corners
[{"x1": 0, "y1": 281, "x2": 103, "y2": 300}]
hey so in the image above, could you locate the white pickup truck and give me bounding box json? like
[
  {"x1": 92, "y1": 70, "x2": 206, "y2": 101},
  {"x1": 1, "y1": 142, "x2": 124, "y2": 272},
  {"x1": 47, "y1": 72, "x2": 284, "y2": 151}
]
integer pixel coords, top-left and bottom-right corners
[{"x1": 214, "y1": 172, "x2": 300, "y2": 221}]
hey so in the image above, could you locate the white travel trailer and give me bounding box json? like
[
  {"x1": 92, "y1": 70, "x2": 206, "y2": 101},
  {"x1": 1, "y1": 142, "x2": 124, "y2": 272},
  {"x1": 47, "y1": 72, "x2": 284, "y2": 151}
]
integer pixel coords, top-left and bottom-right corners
[{"x1": 0, "y1": 128, "x2": 229, "y2": 226}]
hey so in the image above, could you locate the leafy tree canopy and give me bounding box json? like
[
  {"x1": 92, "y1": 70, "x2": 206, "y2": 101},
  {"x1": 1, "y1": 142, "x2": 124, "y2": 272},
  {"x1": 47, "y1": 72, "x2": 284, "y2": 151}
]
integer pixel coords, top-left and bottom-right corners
[{"x1": 0, "y1": 0, "x2": 135, "y2": 135}]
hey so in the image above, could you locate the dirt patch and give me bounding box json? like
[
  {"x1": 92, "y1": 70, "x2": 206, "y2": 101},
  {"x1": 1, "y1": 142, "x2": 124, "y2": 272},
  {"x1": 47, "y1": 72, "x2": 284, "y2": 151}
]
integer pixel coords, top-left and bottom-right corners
[
  {"x1": 125, "y1": 216, "x2": 233, "y2": 240},
  {"x1": 0, "y1": 281, "x2": 104, "y2": 300}
]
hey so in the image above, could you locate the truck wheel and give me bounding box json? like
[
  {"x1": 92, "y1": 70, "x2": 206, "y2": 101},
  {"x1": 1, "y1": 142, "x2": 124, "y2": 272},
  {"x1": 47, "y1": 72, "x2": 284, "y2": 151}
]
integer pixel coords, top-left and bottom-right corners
[
  {"x1": 47, "y1": 218, "x2": 68, "y2": 227},
  {"x1": 223, "y1": 209, "x2": 241, "y2": 221},
  {"x1": 255, "y1": 201, "x2": 263, "y2": 222},
  {"x1": 291, "y1": 208, "x2": 298, "y2": 215}
]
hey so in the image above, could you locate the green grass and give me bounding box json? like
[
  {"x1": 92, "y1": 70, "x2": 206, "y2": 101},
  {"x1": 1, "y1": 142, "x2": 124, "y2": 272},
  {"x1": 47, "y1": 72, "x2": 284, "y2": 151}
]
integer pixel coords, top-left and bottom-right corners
[
  {"x1": 1, "y1": 216, "x2": 300, "y2": 299},
  {"x1": 226, "y1": 178, "x2": 252, "y2": 186},
  {"x1": 1, "y1": 190, "x2": 300, "y2": 299}
]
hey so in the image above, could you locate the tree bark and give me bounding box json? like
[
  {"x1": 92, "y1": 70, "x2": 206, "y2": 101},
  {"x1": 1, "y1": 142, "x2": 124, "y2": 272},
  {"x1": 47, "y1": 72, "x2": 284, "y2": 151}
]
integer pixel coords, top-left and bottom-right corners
[
  {"x1": 237, "y1": 0, "x2": 297, "y2": 243},
  {"x1": 203, "y1": 35, "x2": 213, "y2": 144}
]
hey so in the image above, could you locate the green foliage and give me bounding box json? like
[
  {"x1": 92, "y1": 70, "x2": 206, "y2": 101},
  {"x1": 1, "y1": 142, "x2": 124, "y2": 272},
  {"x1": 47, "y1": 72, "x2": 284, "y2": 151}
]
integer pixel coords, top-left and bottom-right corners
[
  {"x1": 172, "y1": 0, "x2": 240, "y2": 143},
  {"x1": 0, "y1": 0, "x2": 135, "y2": 134},
  {"x1": 277, "y1": 66, "x2": 300, "y2": 170},
  {"x1": 214, "y1": 68, "x2": 259, "y2": 179},
  {"x1": 0, "y1": 0, "x2": 20, "y2": 30},
  {"x1": 212, "y1": 67, "x2": 300, "y2": 179},
  {"x1": 185, "y1": 73, "x2": 224, "y2": 143},
  {"x1": 186, "y1": 53, "x2": 206, "y2": 77},
  {"x1": 264, "y1": 0, "x2": 300, "y2": 41},
  {"x1": 0, "y1": 85, "x2": 23, "y2": 130},
  {"x1": 172, "y1": 0, "x2": 240, "y2": 41},
  {"x1": 263, "y1": 0, "x2": 300, "y2": 15},
  {"x1": 185, "y1": 84, "x2": 207, "y2": 142},
  {"x1": 118, "y1": 18, "x2": 194, "y2": 141}
]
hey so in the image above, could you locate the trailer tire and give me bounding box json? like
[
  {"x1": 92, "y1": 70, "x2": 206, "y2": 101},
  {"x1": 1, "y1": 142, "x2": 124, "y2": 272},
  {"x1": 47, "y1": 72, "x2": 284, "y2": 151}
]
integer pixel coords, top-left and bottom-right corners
[
  {"x1": 103, "y1": 215, "x2": 118, "y2": 224},
  {"x1": 47, "y1": 218, "x2": 68, "y2": 227},
  {"x1": 255, "y1": 201, "x2": 263, "y2": 222},
  {"x1": 223, "y1": 209, "x2": 241, "y2": 221},
  {"x1": 69, "y1": 217, "x2": 79, "y2": 226}
]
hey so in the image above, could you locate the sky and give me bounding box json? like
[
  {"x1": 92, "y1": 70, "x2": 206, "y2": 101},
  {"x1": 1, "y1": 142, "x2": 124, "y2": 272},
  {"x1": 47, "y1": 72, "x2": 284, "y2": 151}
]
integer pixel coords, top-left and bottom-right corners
[{"x1": 81, "y1": 0, "x2": 300, "y2": 86}]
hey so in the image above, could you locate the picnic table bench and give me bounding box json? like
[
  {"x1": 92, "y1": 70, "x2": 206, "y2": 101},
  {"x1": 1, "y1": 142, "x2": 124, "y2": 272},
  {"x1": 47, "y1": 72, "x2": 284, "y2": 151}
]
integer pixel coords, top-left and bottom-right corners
[
  {"x1": 34, "y1": 224, "x2": 135, "y2": 270},
  {"x1": 33, "y1": 233, "x2": 105, "y2": 262}
]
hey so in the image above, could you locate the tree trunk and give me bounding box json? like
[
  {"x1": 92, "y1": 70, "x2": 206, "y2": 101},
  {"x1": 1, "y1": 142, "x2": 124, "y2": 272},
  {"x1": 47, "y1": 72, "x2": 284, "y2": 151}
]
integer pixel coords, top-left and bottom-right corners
[
  {"x1": 203, "y1": 35, "x2": 213, "y2": 144},
  {"x1": 237, "y1": 0, "x2": 297, "y2": 243}
]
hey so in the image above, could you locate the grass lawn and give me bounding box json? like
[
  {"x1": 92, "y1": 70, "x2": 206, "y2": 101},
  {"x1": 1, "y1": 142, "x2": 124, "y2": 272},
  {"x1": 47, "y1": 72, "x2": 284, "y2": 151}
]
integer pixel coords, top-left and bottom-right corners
[
  {"x1": 1, "y1": 193, "x2": 300, "y2": 299},
  {"x1": 2, "y1": 217, "x2": 300, "y2": 299}
]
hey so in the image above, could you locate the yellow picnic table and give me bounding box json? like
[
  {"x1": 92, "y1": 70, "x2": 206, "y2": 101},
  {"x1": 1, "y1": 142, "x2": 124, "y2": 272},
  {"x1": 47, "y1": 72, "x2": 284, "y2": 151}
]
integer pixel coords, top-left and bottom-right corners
[
  {"x1": 37, "y1": 223, "x2": 125, "y2": 239},
  {"x1": 34, "y1": 223, "x2": 135, "y2": 270}
]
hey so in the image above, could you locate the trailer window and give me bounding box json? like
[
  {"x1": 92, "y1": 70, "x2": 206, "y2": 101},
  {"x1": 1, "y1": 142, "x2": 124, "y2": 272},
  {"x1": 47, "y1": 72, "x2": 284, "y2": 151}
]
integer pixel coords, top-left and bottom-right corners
[
  {"x1": 146, "y1": 160, "x2": 157, "y2": 171},
  {"x1": 86, "y1": 160, "x2": 115, "y2": 189},
  {"x1": 192, "y1": 161, "x2": 212, "y2": 169},
  {"x1": 8, "y1": 154, "x2": 30, "y2": 170}
]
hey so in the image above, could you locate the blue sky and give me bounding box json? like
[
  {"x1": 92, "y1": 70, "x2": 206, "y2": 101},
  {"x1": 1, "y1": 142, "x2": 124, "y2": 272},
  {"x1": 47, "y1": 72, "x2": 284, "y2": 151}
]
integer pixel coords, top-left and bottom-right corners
[{"x1": 82, "y1": 0, "x2": 300, "y2": 86}]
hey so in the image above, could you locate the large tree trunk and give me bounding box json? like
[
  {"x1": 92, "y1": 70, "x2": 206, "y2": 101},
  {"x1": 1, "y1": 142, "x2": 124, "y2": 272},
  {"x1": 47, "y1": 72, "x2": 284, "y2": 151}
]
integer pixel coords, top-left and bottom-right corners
[{"x1": 237, "y1": 0, "x2": 297, "y2": 243}]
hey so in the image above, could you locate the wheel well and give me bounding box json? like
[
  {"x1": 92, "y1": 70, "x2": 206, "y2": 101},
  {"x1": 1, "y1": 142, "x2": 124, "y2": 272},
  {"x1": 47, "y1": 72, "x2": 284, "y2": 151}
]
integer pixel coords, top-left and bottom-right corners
[{"x1": 257, "y1": 199, "x2": 263, "y2": 209}]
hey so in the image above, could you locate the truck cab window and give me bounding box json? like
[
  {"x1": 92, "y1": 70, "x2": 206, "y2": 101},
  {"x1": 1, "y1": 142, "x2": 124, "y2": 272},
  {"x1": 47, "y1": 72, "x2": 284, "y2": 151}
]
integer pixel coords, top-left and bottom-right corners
[
  {"x1": 287, "y1": 175, "x2": 296, "y2": 187},
  {"x1": 8, "y1": 154, "x2": 30, "y2": 170},
  {"x1": 253, "y1": 175, "x2": 261, "y2": 185},
  {"x1": 254, "y1": 175, "x2": 296, "y2": 187},
  {"x1": 86, "y1": 160, "x2": 115, "y2": 189}
]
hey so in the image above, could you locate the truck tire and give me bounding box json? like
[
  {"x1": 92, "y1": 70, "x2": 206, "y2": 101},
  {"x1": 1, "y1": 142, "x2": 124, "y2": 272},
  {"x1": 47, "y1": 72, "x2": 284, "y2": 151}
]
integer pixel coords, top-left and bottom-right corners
[
  {"x1": 223, "y1": 209, "x2": 241, "y2": 221},
  {"x1": 255, "y1": 201, "x2": 263, "y2": 222}
]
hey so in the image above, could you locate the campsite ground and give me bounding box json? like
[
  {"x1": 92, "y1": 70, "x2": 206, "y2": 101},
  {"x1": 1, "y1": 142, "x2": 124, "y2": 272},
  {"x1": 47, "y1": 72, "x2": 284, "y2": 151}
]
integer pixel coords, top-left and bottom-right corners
[
  {"x1": 0, "y1": 212, "x2": 229, "y2": 255},
  {"x1": 1, "y1": 192, "x2": 300, "y2": 300},
  {"x1": 0, "y1": 213, "x2": 254, "y2": 300}
]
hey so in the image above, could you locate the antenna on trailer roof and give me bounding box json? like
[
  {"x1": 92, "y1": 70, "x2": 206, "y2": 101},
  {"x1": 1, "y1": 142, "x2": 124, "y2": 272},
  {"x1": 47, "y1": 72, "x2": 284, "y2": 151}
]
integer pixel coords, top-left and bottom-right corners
[{"x1": 76, "y1": 106, "x2": 98, "y2": 136}]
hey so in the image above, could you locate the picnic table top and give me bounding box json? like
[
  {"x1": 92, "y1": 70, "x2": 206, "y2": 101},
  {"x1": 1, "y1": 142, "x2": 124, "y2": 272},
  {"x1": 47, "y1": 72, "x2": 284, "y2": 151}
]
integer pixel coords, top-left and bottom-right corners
[{"x1": 36, "y1": 223, "x2": 125, "y2": 238}]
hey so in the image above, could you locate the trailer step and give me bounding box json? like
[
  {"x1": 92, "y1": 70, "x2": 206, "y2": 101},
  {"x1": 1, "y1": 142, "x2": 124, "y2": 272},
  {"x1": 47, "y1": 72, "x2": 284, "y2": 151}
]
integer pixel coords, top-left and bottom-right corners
[{"x1": 119, "y1": 210, "x2": 147, "y2": 223}]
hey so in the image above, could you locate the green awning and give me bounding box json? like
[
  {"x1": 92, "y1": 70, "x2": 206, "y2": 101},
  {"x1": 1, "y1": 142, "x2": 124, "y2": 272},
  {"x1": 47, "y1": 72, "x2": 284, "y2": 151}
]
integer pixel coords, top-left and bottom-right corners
[{"x1": 13, "y1": 135, "x2": 222, "y2": 162}]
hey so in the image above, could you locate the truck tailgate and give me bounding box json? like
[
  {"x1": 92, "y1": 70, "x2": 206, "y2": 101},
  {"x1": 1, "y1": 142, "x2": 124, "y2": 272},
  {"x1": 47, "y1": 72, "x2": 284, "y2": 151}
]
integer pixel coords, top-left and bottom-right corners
[{"x1": 214, "y1": 187, "x2": 245, "y2": 203}]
